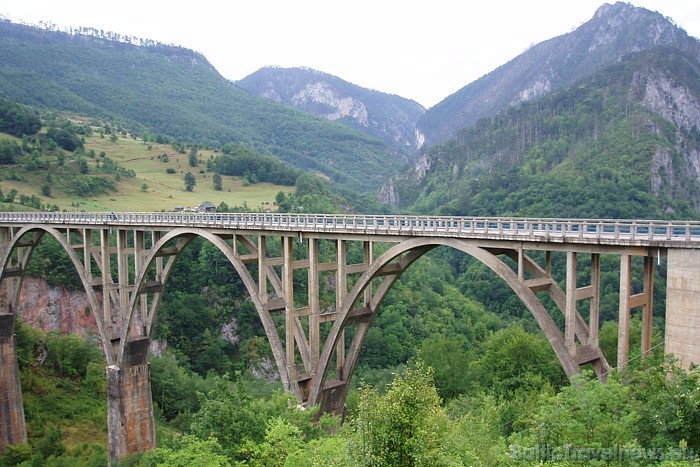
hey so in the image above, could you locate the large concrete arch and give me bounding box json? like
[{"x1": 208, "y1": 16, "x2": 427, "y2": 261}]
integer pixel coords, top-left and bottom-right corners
[
  {"x1": 123, "y1": 228, "x2": 292, "y2": 390},
  {"x1": 0, "y1": 226, "x2": 111, "y2": 363},
  {"x1": 309, "y1": 237, "x2": 579, "y2": 409}
]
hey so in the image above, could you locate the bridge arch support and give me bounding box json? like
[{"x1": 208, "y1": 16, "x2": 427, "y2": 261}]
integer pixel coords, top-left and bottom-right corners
[
  {"x1": 123, "y1": 228, "x2": 293, "y2": 391},
  {"x1": 307, "y1": 237, "x2": 611, "y2": 413}
]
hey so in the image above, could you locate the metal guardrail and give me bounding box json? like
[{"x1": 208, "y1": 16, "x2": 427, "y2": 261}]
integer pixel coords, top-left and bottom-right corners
[{"x1": 1, "y1": 212, "x2": 700, "y2": 245}]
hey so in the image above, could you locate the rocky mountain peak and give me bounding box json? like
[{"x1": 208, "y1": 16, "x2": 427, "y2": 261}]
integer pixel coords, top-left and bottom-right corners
[
  {"x1": 417, "y1": 2, "x2": 700, "y2": 147},
  {"x1": 236, "y1": 66, "x2": 425, "y2": 156}
]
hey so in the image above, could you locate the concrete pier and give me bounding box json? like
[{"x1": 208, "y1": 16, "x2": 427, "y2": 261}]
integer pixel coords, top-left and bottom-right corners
[
  {"x1": 665, "y1": 249, "x2": 700, "y2": 368},
  {"x1": 106, "y1": 337, "x2": 155, "y2": 462},
  {"x1": 0, "y1": 314, "x2": 26, "y2": 452}
]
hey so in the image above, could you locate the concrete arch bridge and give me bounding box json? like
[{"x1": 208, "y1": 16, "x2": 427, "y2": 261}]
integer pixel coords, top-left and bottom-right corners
[{"x1": 1, "y1": 211, "x2": 699, "y2": 463}]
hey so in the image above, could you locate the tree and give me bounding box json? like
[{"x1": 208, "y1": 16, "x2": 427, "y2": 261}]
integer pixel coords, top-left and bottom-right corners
[
  {"x1": 475, "y1": 325, "x2": 566, "y2": 395},
  {"x1": 189, "y1": 147, "x2": 198, "y2": 167},
  {"x1": 190, "y1": 376, "x2": 296, "y2": 461},
  {"x1": 141, "y1": 183, "x2": 149, "y2": 192},
  {"x1": 629, "y1": 356, "x2": 700, "y2": 449},
  {"x1": 239, "y1": 417, "x2": 304, "y2": 466},
  {"x1": 0, "y1": 139, "x2": 21, "y2": 164},
  {"x1": 46, "y1": 126, "x2": 83, "y2": 151},
  {"x1": 149, "y1": 355, "x2": 205, "y2": 421},
  {"x1": 184, "y1": 172, "x2": 196, "y2": 191},
  {"x1": 4, "y1": 189, "x2": 17, "y2": 203},
  {"x1": 0, "y1": 98, "x2": 41, "y2": 136},
  {"x1": 213, "y1": 172, "x2": 222, "y2": 191},
  {"x1": 418, "y1": 336, "x2": 473, "y2": 399},
  {"x1": 349, "y1": 361, "x2": 451, "y2": 466}
]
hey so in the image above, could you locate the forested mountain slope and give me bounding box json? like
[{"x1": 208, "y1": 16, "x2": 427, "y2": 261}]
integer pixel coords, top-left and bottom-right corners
[
  {"x1": 387, "y1": 46, "x2": 700, "y2": 220},
  {"x1": 0, "y1": 20, "x2": 405, "y2": 192},
  {"x1": 417, "y1": 2, "x2": 700, "y2": 146},
  {"x1": 237, "y1": 66, "x2": 426, "y2": 156}
]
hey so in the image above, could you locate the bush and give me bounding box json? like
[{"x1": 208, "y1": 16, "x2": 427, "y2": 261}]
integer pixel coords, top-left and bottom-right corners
[
  {"x1": 14, "y1": 319, "x2": 42, "y2": 369},
  {"x1": 0, "y1": 443, "x2": 32, "y2": 466},
  {"x1": 45, "y1": 332, "x2": 102, "y2": 378},
  {"x1": 0, "y1": 139, "x2": 21, "y2": 164}
]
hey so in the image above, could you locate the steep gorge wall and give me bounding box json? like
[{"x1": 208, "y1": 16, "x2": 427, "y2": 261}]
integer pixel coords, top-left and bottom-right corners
[{"x1": 15, "y1": 278, "x2": 98, "y2": 338}]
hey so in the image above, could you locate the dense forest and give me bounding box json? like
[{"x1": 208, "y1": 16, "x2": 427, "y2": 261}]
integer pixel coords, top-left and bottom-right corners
[{"x1": 5, "y1": 314, "x2": 699, "y2": 465}]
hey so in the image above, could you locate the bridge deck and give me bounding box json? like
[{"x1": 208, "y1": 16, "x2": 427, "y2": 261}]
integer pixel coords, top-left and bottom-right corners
[{"x1": 1, "y1": 212, "x2": 699, "y2": 249}]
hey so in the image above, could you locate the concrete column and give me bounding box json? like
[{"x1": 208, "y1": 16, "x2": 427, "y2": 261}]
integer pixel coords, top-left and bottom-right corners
[
  {"x1": 336, "y1": 240, "x2": 347, "y2": 380},
  {"x1": 0, "y1": 314, "x2": 26, "y2": 452},
  {"x1": 641, "y1": 255, "x2": 654, "y2": 356},
  {"x1": 618, "y1": 254, "x2": 632, "y2": 370},
  {"x1": 258, "y1": 236, "x2": 268, "y2": 305},
  {"x1": 565, "y1": 252, "x2": 577, "y2": 355},
  {"x1": 363, "y1": 241, "x2": 373, "y2": 307},
  {"x1": 107, "y1": 337, "x2": 155, "y2": 463},
  {"x1": 589, "y1": 253, "x2": 601, "y2": 347},
  {"x1": 308, "y1": 238, "x2": 320, "y2": 368},
  {"x1": 282, "y1": 237, "x2": 295, "y2": 375},
  {"x1": 666, "y1": 249, "x2": 700, "y2": 369}
]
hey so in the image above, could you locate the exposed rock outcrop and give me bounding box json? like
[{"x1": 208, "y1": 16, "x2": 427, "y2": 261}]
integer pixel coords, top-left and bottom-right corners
[
  {"x1": 379, "y1": 177, "x2": 400, "y2": 208},
  {"x1": 236, "y1": 66, "x2": 425, "y2": 155},
  {"x1": 16, "y1": 278, "x2": 98, "y2": 337}
]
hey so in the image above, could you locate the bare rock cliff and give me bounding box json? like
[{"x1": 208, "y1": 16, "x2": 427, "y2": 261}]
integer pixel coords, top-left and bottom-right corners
[
  {"x1": 637, "y1": 68, "x2": 700, "y2": 210},
  {"x1": 16, "y1": 278, "x2": 98, "y2": 337}
]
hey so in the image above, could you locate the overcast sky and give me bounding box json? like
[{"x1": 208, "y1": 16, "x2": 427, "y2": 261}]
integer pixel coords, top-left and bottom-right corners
[{"x1": 1, "y1": 1, "x2": 699, "y2": 108}]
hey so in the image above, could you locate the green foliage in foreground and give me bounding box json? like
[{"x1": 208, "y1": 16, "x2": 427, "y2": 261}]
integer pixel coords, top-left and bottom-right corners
[
  {"x1": 134, "y1": 354, "x2": 699, "y2": 466},
  {"x1": 5, "y1": 317, "x2": 700, "y2": 466}
]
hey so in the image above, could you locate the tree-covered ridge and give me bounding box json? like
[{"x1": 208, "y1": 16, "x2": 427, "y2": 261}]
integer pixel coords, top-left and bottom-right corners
[
  {"x1": 0, "y1": 20, "x2": 405, "y2": 192},
  {"x1": 396, "y1": 47, "x2": 700, "y2": 220}
]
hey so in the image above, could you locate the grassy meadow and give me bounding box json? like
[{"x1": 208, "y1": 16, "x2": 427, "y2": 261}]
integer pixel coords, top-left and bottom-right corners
[{"x1": 1, "y1": 129, "x2": 293, "y2": 213}]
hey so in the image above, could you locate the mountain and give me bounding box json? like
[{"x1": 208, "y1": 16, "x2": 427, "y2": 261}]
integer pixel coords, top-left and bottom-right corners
[
  {"x1": 417, "y1": 2, "x2": 700, "y2": 147},
  {"x1": 0, "y1": 20, "x2": 406, "y2": 192},
  {"x1": 385, "y1": 45, "x2": 700, "y2": 219},
  {"x1": 236, "y1": 66, "x2": 425, "y2": 158}
]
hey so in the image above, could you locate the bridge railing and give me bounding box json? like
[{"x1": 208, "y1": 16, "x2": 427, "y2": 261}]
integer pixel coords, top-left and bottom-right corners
[{"x1": 1, "y1": 212, "x2": 700, "y2": 244}]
